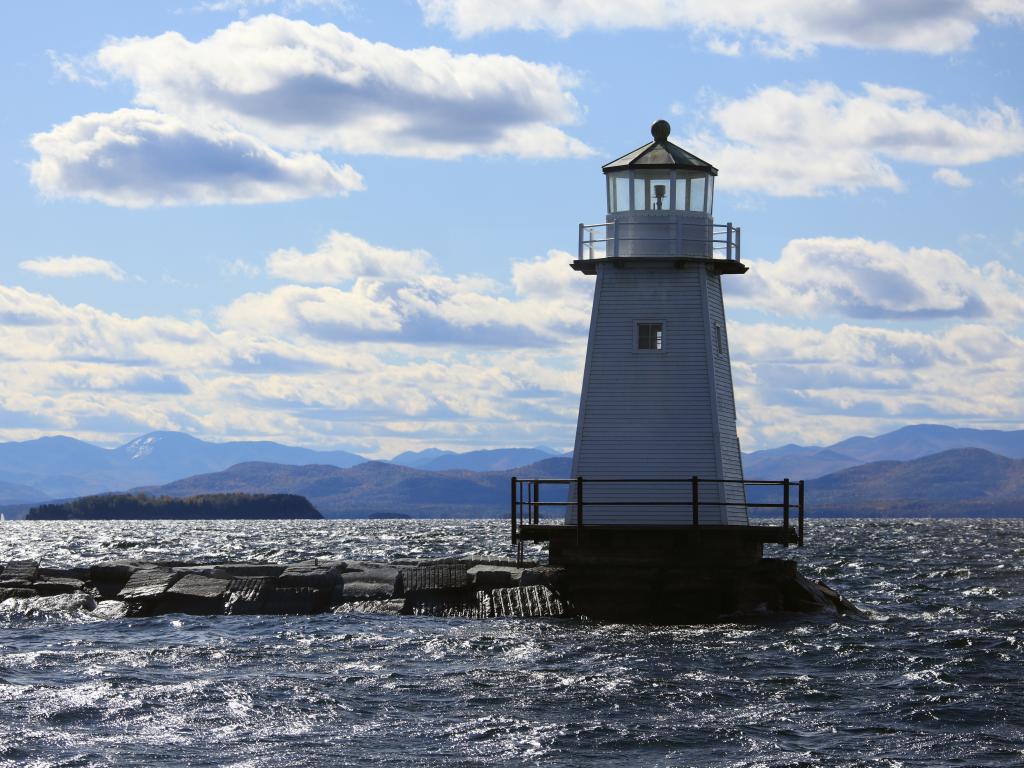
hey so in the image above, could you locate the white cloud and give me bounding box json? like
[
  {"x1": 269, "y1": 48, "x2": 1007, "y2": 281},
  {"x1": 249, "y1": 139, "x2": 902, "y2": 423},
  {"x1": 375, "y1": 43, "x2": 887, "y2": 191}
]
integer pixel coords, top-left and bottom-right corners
[
  {"x1": 2, "y1": 230, "x2": 1024, "y2": 454},
  {"x1": 267, "y1": 232, "x2": 434, "y2": 283},
  {"x1": 731, "y1": 320, "x2": 1024, "y2": 450},
  {"x1": 933, "y1": 167, "x2": 974, "y2": 187},
  {"x1": 232, "y1": 245, "x2": 592, "y2": 345},
  {"x1": 19, "y1": 256, "x2": 126, "y2": 281},
  {"x1": 93, "y1": 15, "x2": 590, "y2": 160},
  {"x1": 418, "y1": 0, "x2": 1024, "y2": 54},
  {"x1": 29, "y1": 108, "x2": 363, "y2": 207},
  {"x1": 707, "y1": 37, "x2": 742, "y2": 56},
  {"x1": 692, "y1": 82, "x2": 1024, "y2": 196},
  {"x1": 731, "y1": 237, "x2": 1024, "y2": 320}
]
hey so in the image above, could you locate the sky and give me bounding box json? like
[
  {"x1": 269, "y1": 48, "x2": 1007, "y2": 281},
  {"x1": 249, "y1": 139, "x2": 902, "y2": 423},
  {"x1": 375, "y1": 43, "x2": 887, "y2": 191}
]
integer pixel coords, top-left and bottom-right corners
[{"x1": 1, "y1": 0, "x2": 1023, "y2": 458}]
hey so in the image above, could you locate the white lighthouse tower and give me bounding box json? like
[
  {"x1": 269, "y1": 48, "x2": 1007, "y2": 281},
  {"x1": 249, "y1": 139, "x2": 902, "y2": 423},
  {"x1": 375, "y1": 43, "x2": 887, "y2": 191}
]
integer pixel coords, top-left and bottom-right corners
[
  {"x1": 564, "y1": 119, "x2": 749, "y2": 526},
  {"x1": 510, "y1": 121, "x2": 805, "y2": 619}
]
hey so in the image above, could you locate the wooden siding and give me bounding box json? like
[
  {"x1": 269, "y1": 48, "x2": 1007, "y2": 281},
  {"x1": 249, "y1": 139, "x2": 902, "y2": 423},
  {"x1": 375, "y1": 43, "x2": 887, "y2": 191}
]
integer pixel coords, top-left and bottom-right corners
[{"x1": 569, "y1": 258, "x2": 747, "y2": 525}]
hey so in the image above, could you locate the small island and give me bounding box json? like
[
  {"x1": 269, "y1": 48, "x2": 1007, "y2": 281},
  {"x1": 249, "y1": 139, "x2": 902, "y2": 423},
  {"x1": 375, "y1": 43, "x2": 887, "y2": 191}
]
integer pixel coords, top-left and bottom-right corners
[{"x1": 26, "y1": 492, "x2": 322, "y2": 521}]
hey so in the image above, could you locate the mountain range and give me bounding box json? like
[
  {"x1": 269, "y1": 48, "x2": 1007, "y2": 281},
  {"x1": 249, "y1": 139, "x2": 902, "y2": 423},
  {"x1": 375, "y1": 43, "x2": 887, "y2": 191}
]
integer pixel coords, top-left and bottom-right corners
[
  {"x1": 0, "y1": 432, "x2": 565, "y2": 504},
  {"x1": 121, "y1": 448, "x2": 1024, "y2": 519},
  {"x1": 3, "y1": 424, "x2": 1024, "y2": 517},
  {"x1": 137, "y1": 457, "x2": 574, "y2": 518},
  {"x1": 742, "y1": 424, "x2": 1024, "y2": 482}
]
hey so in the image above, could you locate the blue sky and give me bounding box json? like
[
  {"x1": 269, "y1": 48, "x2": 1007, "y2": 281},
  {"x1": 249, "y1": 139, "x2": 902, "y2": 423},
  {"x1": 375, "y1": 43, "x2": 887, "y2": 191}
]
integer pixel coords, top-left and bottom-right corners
[{"x1": 1, "y1": 0, "x2": 1023, "y2": 457}]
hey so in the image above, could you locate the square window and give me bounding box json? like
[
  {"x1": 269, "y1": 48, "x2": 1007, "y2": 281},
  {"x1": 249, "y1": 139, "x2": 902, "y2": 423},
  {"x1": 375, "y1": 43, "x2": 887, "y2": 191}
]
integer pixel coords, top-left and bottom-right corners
[{"x1": 638, "y1": 322, "x2": 663, "y2": 351}]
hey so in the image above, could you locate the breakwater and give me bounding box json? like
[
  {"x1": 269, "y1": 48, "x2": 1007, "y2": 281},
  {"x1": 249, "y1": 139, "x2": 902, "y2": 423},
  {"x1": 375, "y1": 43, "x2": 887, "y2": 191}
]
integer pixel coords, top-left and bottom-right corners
[{"x1": 0, "y1": 555, "x2": 856, "y2": 620}]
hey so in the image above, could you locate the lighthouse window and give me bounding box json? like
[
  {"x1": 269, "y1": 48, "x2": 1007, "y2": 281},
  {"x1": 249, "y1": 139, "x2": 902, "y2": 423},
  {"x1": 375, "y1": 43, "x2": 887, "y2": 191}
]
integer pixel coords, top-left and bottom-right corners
[
  {"x1": 638, "y1": 323, "x2": 663, "y2": 351},
  {"x1": 633, "y1": 178, "x2": 647, "y2": 210},
  {"x1": 609, "y1": 173, "x2": 630, "y2": 212},
  {"x1": 688, "y1": 176, "x2": 707, "y2": 212}
]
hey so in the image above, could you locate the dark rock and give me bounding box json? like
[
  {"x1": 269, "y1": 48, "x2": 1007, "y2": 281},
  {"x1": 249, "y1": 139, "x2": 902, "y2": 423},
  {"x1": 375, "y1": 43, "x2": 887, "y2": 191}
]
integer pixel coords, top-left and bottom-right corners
[
  {"x1": 156, "y1": 573, "x2": 230, "y2": 615},
  {"x1": 213, "y1": 563, "x2": 284, "y2": 579},
  {"x1": 278, "y1": 562, "x2": 346, "y2": 590},
  {"x1": 90, "y1": 560, "x2": 146, "y2": 597},
  {"x1": 400, "y1": 563, "x2": 470, "y2": 593},
  {"x1": 39, "y1": 566, "x2": 91, "y2": 581},
  {"x1": 333, "y1": 565, "x2": 402, "y2": 603},
  {"x1": 34, "y1": 578, "x2": 86, "y2": 596},
  {"x1": 520, "y1": 566, "x2": 565, "y2": 587},
  {"x1": 468, "y1": 564, "x2": 523, "y2": 588},
  {"x1": 263, "y1": 586, "x2": 329, "y2": 615},
  {"x1": 0, "y1": 560, "x2": 39, "y2": 586},
  {"x1": 118, "y1": 568, "x2": 181, "y2": 601},
  {"x1": 173, "y1": 565, "x2": 237, "y2": 580},
  {"x1": 225, "y1": 577, "x2": 275, "y2": 615}
]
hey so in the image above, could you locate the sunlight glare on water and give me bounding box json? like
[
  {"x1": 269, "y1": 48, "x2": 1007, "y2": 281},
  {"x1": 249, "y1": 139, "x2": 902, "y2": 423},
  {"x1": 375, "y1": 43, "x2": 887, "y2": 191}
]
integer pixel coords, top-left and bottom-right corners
[{"x1": 1, "y1": 518, "x2": 1023, "y2": 767}]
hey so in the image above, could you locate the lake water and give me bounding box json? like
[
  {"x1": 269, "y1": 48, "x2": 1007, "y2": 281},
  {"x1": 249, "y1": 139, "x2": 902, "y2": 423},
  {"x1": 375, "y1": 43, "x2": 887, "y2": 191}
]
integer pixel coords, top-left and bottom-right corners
[{"x1": 1, "y1": 518, "x2": 1023, "y2": 767}]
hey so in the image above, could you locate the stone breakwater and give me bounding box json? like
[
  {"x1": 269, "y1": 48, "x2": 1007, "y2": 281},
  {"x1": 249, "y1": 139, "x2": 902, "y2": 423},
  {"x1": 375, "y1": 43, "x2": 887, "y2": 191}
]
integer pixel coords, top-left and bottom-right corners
[{"x1": 0, "y1": 557, "x2": 861, "y2": 621}]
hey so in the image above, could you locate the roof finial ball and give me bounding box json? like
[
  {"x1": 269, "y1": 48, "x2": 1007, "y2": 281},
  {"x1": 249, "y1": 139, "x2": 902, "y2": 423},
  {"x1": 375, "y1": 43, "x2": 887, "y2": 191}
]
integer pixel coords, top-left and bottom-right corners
[{"x1": 651, "y1": 119, "x2": 671, "y2": 142}]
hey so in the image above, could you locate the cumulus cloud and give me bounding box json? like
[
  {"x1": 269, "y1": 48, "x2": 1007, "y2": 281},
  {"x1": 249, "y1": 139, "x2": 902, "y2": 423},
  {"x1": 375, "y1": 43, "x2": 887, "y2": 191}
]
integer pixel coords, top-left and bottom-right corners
[
  {"x1": 19, "y1": 256, "x2": 126, "y2": 281},
  {"x1": 933, "y1": 167, "x2": 974, "y2": 187},
  {"x1": 29, "y1": 108, "x2": 362, "y2": 207},
  {"x1": 418, "y1": 0, "x2": 1023, "y2": 54},
  {"x1": 692, "y1": 82, "x2": 1024, "y2": 195},
  {"x1": 230, "y1": 244, "x2": 592, "y2": 345},
  {"x1": 2, "y1": 228, "x2": 1024, "y2": 453},
  {"x1": 0, "y1": 258, "x2": 589, "y2": 454},
  {"x1": 731, "y1": 237, "x2": 1024, "y2": 320},
  {"x1": 93, "y1": 15, "x2": 590, "y2": 160},
  {"x1": 267, "y1": 232, "x2": 434, "y2": 283},
  {"x1": 731, "y1": 321, "x2": 1024, "y2": 449}
]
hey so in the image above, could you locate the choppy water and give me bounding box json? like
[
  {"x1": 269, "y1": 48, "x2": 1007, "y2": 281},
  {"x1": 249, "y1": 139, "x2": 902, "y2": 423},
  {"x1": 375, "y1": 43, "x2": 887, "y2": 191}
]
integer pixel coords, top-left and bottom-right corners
[{"x1": 1, "y1": 518, "x2": 1022, "y2": 767}]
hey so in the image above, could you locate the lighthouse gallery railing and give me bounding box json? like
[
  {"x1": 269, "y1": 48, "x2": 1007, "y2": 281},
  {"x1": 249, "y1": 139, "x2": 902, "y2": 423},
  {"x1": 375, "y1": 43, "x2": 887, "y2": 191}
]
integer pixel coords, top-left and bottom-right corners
[
  {"x1": 510, "y1": 476, "x2": 804, "y2": 549},
  {"x1": 578, "y1": 221, "x2": 741, "y2": 261}
]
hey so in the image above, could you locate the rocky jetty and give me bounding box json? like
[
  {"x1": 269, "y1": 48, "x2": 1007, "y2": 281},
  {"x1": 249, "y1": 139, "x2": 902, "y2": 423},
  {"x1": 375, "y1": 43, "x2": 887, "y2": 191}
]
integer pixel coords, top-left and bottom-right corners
[{"x1": 0, "y1": 556, "x2": 860, "y2": 621}]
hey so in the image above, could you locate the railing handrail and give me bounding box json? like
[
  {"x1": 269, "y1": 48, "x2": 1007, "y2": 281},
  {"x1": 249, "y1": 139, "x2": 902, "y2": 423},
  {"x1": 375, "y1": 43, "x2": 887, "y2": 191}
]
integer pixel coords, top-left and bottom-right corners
[
  {"x1": 510, "y1": 475, "x2": 804, "y2": 560},
  {"x1": 578, "y1": 220, "x2": 741, "y2": 261}
]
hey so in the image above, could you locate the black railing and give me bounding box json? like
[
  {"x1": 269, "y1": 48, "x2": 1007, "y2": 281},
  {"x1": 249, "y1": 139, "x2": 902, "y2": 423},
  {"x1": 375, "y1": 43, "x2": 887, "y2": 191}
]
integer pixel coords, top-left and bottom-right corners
[{"x1": 511, "y1": 476, "x2": 804, "y2": 550}]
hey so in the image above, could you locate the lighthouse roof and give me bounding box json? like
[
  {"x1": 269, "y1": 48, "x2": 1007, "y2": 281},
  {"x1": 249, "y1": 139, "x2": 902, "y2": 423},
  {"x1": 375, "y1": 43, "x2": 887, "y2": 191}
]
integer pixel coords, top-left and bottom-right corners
[{"x1": 602, "y1": 120, "x2": 718, "y2": 175}]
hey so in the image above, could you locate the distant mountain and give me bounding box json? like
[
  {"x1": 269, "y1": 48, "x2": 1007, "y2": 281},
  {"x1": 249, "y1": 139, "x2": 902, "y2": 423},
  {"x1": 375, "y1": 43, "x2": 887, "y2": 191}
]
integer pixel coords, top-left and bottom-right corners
[
  {"x1": 389, "y1": 446, "x2": 561, "y2": 472},
  {"x1": 0, "y1": 480, "x2": 50, "y2": 506},
  {"x1": 804, "y1": 448, "x2": 1024, "y2": 516},
  {"x1": 744, "y1": 424, "x2": 1024, "y2": 481},
  {"x1": 389, "y1": 448, "x2": 455, "y2": 468},
  {"x1": 0, "y1": 431, "x2": 366, "y2": 500},
  {"x1": 140, "y1": 456, "x2": 574, "y2": 518}
]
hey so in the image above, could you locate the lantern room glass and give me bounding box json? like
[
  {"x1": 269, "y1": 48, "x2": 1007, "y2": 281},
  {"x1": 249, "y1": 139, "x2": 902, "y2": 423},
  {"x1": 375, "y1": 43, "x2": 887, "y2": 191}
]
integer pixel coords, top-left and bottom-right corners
[
  {"x1": 607, "y1": 172, "x2": 630, "y2": 212},
  {"x1": 606, "y1": 171, "x2": 714, "y2": 213}
]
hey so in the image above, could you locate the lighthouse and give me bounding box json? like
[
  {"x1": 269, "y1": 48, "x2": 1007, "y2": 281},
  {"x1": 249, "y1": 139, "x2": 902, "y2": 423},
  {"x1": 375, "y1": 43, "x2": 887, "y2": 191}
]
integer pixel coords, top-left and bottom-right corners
[
  {"x1": 512, "y1": 120, "x2": 802, "y2": 588},
  {"x1": 569, "y1": 119, "x2": 748, "y2": 526}
]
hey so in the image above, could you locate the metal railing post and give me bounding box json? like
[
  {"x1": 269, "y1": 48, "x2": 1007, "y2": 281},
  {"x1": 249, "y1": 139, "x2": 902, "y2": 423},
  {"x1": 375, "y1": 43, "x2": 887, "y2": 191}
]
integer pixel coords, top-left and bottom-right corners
[
  {"x1": 510, "y1": 477, "x2": 518, "y2": 545},
  {"x1": 691, "y1": 475, "x2": 699, "y2": 526},
  {"x1": 612, "y1": 222, "x2": 619, "y2": 258},
  {"x1": 577, "y1": 223, "x2": 584, "y2": 261},
  {"x1": 576, "y1": 476, "x2": 584, "y2": 546},
  {"x1": 726, "y1": 222, "x2": 733, "y2": 260},
  {"x1": 782, "y1": 478, "x2": 790, "y2": 541},
  {"x1": 531, "y1": 480, "x2": 539, "y2": 525},
  {"x1": 798, "y1": 480, "x2": 805, "y2": 547},
  {"x1": 735, "y1": 227, "x2": 741, "y2": 262}
]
